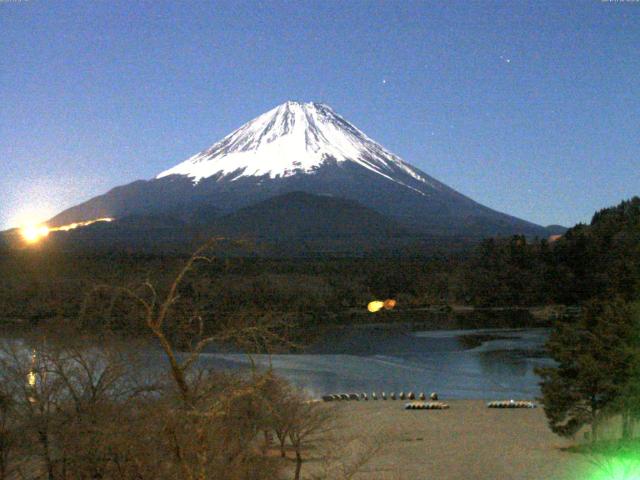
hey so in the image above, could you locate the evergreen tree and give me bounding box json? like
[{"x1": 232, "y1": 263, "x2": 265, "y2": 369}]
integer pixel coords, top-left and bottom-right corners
[
  {"x1": 611, "y1": 302, "x2": 640, "y2": 440},
  {"x1": 537, "y1": 299, "x2": 637, "y2": 440}
]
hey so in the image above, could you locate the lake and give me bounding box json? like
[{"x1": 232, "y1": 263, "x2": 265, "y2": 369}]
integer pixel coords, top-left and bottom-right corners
[{"x1": 188, "y1": 327, "x2": 552, "y2": 400}]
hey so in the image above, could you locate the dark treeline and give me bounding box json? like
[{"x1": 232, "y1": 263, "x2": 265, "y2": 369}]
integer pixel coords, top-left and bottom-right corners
[{"x1": 0, "y1": 197, "x2": 638, "y2": 326}]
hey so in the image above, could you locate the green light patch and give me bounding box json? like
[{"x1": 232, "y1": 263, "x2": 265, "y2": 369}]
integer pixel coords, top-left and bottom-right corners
[{"x1": 588, "y1": 454, "x2": 640, "y2": 480}]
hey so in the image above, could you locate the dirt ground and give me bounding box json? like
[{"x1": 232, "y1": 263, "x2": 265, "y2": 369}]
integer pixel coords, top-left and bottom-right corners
[{"x1": 315, "y1": 399, "x2": 593, "y2": 480}]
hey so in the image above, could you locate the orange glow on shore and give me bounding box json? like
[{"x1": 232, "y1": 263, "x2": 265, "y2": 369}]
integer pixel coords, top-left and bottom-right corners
[
  {"x1": 383, "y1": 299, "x2": 397, "y2": 310},
  {"x1": 20, "y1": 217, "x2": 114, "y2": 244},
  {"x1": 367, "y1": 299, "x2": 397, "y2": 313},
  {"x1": 367, "y1": 301, "x2": 385, "y2": 313}
]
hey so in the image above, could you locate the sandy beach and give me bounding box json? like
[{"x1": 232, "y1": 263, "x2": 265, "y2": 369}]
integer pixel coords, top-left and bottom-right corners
[{"x1": 318, "y1": 400, "x2": 592, "y2": 480}]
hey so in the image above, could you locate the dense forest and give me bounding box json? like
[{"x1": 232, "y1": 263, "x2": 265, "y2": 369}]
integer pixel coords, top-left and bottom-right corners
[{"x1": 0, "y1": 197, "x2": 638, "y2": 328}]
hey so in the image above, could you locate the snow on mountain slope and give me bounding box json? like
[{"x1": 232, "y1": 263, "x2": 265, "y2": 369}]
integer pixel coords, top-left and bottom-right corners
[
  {"x1": 156, "y1": 101, "x2": 438, "y2": 194},
  {"x1": 46, "y1": 100, "x2": 550, "y2": 239}
]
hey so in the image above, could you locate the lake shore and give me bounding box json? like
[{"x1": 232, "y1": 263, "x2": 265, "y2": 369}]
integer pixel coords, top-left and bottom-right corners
[{"x1": 317, "y1": 399, "x2": 591, "y2": 480}]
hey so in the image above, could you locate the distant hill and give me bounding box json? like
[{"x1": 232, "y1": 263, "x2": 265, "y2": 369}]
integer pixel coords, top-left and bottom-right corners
[
  {"x1": 211, "y1": 191, "x2": 410, "y2": 240},
  {"x1": 2, "y1": 192, "x2": 422, "y2": 255},
  {"x1": 544, "y1": 224, "x2": 568, "y2": 236}
]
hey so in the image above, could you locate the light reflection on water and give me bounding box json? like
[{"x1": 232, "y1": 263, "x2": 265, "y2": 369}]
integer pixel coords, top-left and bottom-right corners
[{"x1": 185, "y1": 327, "x2": 551, "y2": 399}]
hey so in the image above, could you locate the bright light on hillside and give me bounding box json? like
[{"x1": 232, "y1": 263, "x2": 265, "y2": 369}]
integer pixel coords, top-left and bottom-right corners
[
  {"x1": 19, "y1": 217, "x2": 114, "y2": 245},
  {"x1": 20, "y1": 224, "x2": 50, "y2": 244}
]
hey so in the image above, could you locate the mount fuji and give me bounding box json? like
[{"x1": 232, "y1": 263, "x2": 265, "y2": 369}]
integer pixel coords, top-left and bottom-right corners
[{"x1": 47, "y1": 101, "x2": 553, "y2": 244}]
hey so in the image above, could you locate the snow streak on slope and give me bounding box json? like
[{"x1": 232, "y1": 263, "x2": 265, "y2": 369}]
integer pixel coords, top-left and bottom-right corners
[{"x1": 156, "y1": 101, "x2": 439, "y2": 194}]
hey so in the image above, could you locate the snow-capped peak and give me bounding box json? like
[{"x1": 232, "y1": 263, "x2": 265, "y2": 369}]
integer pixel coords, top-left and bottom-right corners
[{"x1": 156, "y1": 101, "x2": 436, "y2": 192}]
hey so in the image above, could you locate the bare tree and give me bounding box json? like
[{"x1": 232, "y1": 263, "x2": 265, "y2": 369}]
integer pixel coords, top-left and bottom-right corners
[
  {"x1": 0, "y1": 326, "x2": 162, "y2": 480},
  {"x1": 0, "y1": 388, "x2": 18, "y2": 480},
  {"x1": 80, "y1": 239, "x2": 294, "y2": 405},
  {"x1": 0, "y1": 338, "x2": 65, "y2": 480},
  {"x1": 287, "y1": 397, "x2": 334, "y2": 480},
  {"x1": 0, "y1": 240, "x2": 343, "y2": 480},
  {"x1": 258, "y1": 371, "x2": 296, "y2": 458},
  {"x1": 76, "y1": 240, "x2": 293, "y2": 480}
]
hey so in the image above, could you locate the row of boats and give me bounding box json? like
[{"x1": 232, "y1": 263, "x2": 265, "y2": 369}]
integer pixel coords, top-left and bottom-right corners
[
  {"x1": 404, "y1": 401, "x2": 450, "y2": 410},
  {"x1": 321, "y1": 393, "x2": 537, "y2": 409},
  {"x1": 404, "y1": 400, "x2": 536, "y2": 410},
  {"x1": 322, "y1": 391, "x2": 437, "y2": 402},
  {"x1": 486, "y1": 400, "x2": 537, "y2": 408}
]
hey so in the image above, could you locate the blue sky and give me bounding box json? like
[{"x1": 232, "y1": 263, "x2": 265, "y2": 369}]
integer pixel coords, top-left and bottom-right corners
[{"x1": 1, "y1": 0, "x2": 638, "y2": 229}]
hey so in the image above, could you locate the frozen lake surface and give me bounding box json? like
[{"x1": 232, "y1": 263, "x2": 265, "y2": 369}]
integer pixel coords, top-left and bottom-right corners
[{"x1": 189, "y1": 327, "x2": 551, "y2": 399}]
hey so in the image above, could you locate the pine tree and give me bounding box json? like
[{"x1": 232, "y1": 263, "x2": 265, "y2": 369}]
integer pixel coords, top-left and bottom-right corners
[
  {"x1": 610, "y1": 302, "x2": 640, "y2": 440},
  {"x1": 537, "y1": 299, "x2": 636, "y2": 440}
]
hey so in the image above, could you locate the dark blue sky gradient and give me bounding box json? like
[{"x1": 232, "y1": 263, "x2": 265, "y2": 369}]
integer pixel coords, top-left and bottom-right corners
[{"x1": 1, "y1": 0, "x2": 638, "y2": 228}]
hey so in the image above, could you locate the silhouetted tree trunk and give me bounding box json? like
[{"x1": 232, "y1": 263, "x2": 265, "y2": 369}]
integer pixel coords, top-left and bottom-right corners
[
  {"x1": 38, "y1": 429, "x2": 55, "y2": 480},
  {"x1": 294, "y1": 450, "x2": 302, "y2": 480}
]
